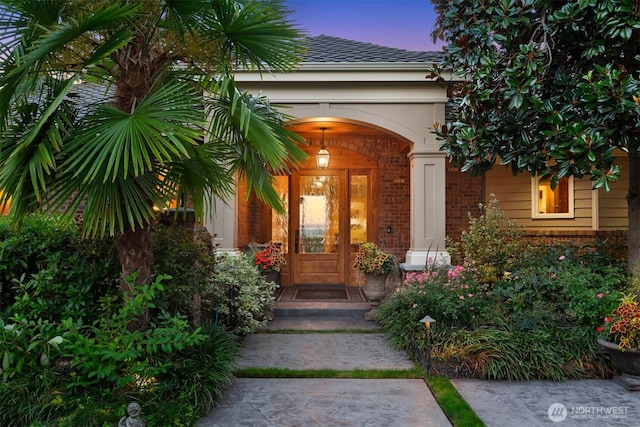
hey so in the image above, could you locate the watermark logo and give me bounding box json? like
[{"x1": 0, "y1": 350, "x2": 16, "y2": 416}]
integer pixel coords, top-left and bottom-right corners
[
  {"x1": 548, "y1": 403, "x2": 629, "y2": 422},
  {"x1": 548, "y1": 403, "x2": 567, "y2": 422}
]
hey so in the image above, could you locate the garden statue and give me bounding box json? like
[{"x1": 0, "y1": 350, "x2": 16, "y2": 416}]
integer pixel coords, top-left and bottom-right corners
[{"x1": 118, "y1": 402, "x2": 145, "y2": 427}]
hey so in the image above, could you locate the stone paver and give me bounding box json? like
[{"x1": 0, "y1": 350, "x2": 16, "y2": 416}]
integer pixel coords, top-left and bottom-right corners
[
  {"x1": 197, "y1": 310, "x2": 452, "y2": 427},
  {"x1": 237, "y1": 333, "x2": 415, "y2": 370},
  {"x1": 197, "y1": 378, "x2": 450, "y2": 427},
  {"x1": 452, "y1": 379, "x2": 640, "y2": 427}
]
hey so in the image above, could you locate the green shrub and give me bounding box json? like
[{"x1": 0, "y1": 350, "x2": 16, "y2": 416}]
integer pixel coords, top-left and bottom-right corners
[
  {"x1": 0, "y1": 275, "x2": 239, "y2": 426},
  {"x1": 0, "y1": 216, "x2": 242, "y2": 426},
  {"x1": 152, "y1": 224, "x2": 215, "y2": 319},
  {"x1": 380, "y1": 219, "x2": 626, "y2": 380},
  {"x1": 0, "y1": 214, "x2": 119, "y2": 319},
  {"x1": 447, "y1": 195, "x2": 526, "y2": 282},
  {"x1": 203, "y1": 252, "x2": 278, "y2": 335}
]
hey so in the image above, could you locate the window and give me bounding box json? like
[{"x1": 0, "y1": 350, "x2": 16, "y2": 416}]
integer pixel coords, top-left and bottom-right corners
[{"x1": 531, "y1": 176, "x2": 574, "y2": 219}]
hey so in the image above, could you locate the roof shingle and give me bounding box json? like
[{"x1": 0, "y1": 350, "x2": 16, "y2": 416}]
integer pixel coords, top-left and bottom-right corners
[{"x1": 305, "y1": 35, "x2": 443, "y2": 63}]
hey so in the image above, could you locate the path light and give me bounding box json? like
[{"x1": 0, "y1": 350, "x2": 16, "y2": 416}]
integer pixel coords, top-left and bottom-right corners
[
  {"x1": 316, "y1": 127, "x2": 330, "y2": 169},
  {"x1": 420, "y1": 315, "x2": 436, "y2": 375}
]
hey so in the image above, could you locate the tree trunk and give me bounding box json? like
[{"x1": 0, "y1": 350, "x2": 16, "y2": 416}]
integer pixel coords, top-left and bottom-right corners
[
  {"x1": 117, "y1": 224, "x2": 154, "y2": 329},
  {"x1": 627, "y1": 149, "x2": 640, "y2": 275}
]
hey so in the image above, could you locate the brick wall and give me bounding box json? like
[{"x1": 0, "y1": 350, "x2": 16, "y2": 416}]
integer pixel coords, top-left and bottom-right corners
[
  {"x1": 445, "y1": 161, "x2": 484, "y2": 241},
  {"x1": 240, "y1": 137, "x2": 410, "y2": 261}
]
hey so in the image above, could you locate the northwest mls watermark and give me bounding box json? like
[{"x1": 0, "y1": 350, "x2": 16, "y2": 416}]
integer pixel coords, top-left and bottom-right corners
[{"x1": 548, "y1": 403, "x2": 630, "y2": 422}]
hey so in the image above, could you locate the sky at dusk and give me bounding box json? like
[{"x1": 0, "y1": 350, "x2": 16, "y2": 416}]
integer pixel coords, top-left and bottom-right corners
[{"x1": 284, "y1": 0, "x2": 443, "y2": 52}]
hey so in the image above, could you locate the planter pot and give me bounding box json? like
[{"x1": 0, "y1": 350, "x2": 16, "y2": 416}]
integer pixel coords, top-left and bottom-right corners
[
  {"x1": 363, "y1": 273, "x2": 388, "y2": 321},
  {"x1": 598, "y1": 337, "x2": 640, "y2": 391},
  {"x1": 260, "y1": 269, "x2": 280, "y2": 285}
]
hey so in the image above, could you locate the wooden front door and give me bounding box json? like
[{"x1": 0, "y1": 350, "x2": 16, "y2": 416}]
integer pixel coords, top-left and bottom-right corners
[{"x1": 291, "y1": 170, "x2": 347, "y2": 284}]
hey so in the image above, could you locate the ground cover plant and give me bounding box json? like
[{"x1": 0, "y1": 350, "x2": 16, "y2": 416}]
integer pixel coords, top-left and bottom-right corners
[
  {"x1": 0, "y1": 215, "x2": 276, "y2": 425},
  {"x1": 378, "y1": 200, "x2": 627, "y2": 381}
]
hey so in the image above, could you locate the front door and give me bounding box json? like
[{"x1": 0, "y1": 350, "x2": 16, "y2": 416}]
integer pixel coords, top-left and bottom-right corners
[{"x1": 291, "y1": 170, "x2": 347, "y2": 284}]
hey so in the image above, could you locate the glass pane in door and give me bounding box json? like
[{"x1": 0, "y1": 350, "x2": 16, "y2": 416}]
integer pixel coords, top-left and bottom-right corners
[
  {"x1": 271, "y1": 175, "x2": 289, "y2": 253},
  {"x1": 299, "y1": 175, "x2": 339, "y2": 254},
  {"x1": 350, "y1": 175, "x2": 367, "y2": 246}
]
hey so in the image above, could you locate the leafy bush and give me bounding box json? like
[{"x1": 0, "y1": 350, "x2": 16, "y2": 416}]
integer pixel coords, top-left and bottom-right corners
[
  {"x1": 0, "y1": 214, "x2": 119, "y2": 319},
  {"x1": 446, "y1": 195, "x2": 526, "y2": 282},
  {"x1": 203, "y1": 252, "x2": 278, "y2": 335},
  {"x1": 0, "y1": 275, "x2": 239, "y2": 426},
  {"x1": 0, "y1": 216, "x2": 243, "y2": 426},
  {"x1": 380, "y1": 200, "x2": 626, "y2": 381},
  {"x1": 152, "y1": 223, "x2": 216, "y2": 319}
]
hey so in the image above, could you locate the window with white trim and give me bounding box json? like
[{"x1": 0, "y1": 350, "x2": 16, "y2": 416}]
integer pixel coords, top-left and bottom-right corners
[{"x1": 531, "y1": 176, "x2": 574, "y2": 219}]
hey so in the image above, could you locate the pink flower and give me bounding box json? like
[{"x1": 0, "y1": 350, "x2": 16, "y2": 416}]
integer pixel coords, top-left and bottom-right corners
[
  {"x1": 412, "y1": 303, "x2": 417, "y2": 308},
  {"x1": 559, "y1": 255, "x2": 566, "y2": 261},
  {"x1": 459, "y1": 295, "x2": 465, "y2": 300},
  {"x1": 597, "y1": 293, "x2": 604, "y2": 299},
  {"x1": 468, "y1": 293, "x2": 474, "y2": 298},
  {"x1": 604, "y1": 317, "x2": 612, "y2": 323}
]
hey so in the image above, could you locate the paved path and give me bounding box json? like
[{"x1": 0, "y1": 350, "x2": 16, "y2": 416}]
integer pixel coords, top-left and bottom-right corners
[
  {"x1": 197, "y1": 309, "x2": 640, "y2": 427},
  {"x1": 197, "y1": 316, "x2": 452, "y2": 427},
  {"x1": 453, "y1": 379, "x2": 640, "y2": 427}
]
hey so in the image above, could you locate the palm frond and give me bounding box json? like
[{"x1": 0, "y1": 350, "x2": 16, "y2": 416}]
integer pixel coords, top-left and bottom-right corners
[
  {"x1": 208, "y1": 0, "x2": 307, "y2": 73},
  {"x1": 203, "y1": 75, "x2": 306, "y2": 211},
  {"x1": 62, "y1": 80, "x2": 204, "y2": 184},
  {"x1": 0, "y1": 2, "x2": 137, "y2": 128},
  {"x1": 0, "y1": 76, "x2": 77, "y2": 218}
]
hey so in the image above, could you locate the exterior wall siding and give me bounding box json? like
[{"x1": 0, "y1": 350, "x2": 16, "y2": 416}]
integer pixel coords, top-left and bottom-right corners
[
  {"x1": 485, "y1": 167, "x2": 595, "y2": 230},
  {"x1": 600, "y1": 155, "x2": 629, "y2": 230}
]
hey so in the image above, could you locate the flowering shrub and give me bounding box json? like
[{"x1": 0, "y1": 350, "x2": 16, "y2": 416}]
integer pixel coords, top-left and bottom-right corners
[
  {"x1": 353, "y1": 242, "x2": 397, "y2": 276},
  {"x1": 600, "y1": 276, "x2": 640, "y2": 350},
  {"x1": 402, "y1": 265, "x2": 489, "y2": 327},
  {"x1": 606, "y1": 295, "x2": 640, "y2": 350},
  {"x1": 253, "y1": 242, "x2": 286, "y2": 272},
  {"x1": 378, "y1": 240, "x2": 627, "y2": 381},
  {"x1": 446, "y1": 196, "x2": 526, "y2": 282}
]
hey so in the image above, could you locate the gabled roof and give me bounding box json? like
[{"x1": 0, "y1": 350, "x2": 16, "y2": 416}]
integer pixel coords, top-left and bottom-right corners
[{"x1": 305, "y1": 35, "x2": 443, "y2": 64}]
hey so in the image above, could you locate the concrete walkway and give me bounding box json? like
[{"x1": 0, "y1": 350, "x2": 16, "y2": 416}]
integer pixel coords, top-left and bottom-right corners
[
  {"x1": 197, "y1": 311, "x2": 452, "y2": 427},
  {"x1": 452, "y1": 379, "x2": 640, "y2": 426},
  {"x1": 197, "y1": 304, "x2": 640, "y2": 427}
]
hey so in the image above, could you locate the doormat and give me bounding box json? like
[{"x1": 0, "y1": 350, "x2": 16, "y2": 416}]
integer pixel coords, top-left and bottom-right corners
[{"x1": 276, "y1": 286, "x2": 366, "y2": 302}]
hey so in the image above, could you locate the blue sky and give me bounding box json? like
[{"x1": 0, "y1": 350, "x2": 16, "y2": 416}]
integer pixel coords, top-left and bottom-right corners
[{"x1": 284, "y1": 0, "x2": 443, "y2": 51}]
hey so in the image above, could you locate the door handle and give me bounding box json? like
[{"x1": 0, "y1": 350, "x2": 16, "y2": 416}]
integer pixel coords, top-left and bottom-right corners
[{"x1": 295, "y1": 230, "x2": 300, "y2": 254}]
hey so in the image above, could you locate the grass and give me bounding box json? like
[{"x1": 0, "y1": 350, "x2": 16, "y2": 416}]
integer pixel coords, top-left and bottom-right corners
[
  {"x1": 425, "y1": 375, "x2": 485, "y2": 427},
  {"x1": 236, "y1": 366, "x2": 424, "y2": 378},
  {"x1": 256, "y1": 328, "x2": 385, "y2": 334}
]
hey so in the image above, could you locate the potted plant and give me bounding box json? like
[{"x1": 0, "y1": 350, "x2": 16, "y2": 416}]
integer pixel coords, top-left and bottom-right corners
[
  {"x1": 598, "y1": 275, "x2": 640, "y2": 390},
  {"x1": 251, "y1": 242, "x2": 286, "y2": 284},
  {"x1": 353, "y1": 242, "x2": 397, "y2": 320},
  {"x1": 353, "y1": 242, "x2": 397, "y2": 276}
]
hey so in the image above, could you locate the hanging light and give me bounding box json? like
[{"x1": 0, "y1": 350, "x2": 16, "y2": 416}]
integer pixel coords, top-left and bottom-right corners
[{"x1": 316, "y1": 127, "x2": 330, "y2": 169}]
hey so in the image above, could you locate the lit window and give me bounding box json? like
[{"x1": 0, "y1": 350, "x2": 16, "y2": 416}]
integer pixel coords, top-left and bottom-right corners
[{"x1": 531, "y1": 176, "x2": 574, "y2": 219}]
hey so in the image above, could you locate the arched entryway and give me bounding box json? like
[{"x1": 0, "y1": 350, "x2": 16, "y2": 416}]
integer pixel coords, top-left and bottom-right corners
[
  {"x1": 252, "y1": 119, "x2": 411, "y2": 287},
  {"x1": 207, "y1": 37, "x2": 452, "y2": 275}
]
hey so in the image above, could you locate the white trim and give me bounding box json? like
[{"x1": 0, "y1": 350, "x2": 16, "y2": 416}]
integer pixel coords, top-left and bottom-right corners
[
  {"x1": 592, "y1": 189, "x2": 599, "y2": 230},
  {"x1": 531, "y1": 176, "x2": 575, "y2": 219}
]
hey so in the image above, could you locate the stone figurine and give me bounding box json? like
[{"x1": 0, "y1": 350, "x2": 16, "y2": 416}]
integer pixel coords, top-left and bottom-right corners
[{"x1": 118, "y1": 402, "x2": 145, "y2": 427}]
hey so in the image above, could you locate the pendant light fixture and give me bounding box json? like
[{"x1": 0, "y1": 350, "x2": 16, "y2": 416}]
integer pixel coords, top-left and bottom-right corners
[{"x1": 316, "y1": 127, "x2": 330, "y2": 169}]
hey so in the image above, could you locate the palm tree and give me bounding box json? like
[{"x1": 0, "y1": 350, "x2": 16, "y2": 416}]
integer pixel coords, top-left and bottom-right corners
[{"x1": 0, "y1": 0, "x2": 307, "y2": 295}]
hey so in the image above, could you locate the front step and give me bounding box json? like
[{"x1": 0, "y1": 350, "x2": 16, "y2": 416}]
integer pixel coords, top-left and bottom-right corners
[{"x1": 273, "y1": 301, "x2": 371, "y2": 319}]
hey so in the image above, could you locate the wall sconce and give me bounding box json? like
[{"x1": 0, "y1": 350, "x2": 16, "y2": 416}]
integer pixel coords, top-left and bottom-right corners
[{"x1": 316, "y1": 127, "x2": 330, "y2": 169}]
